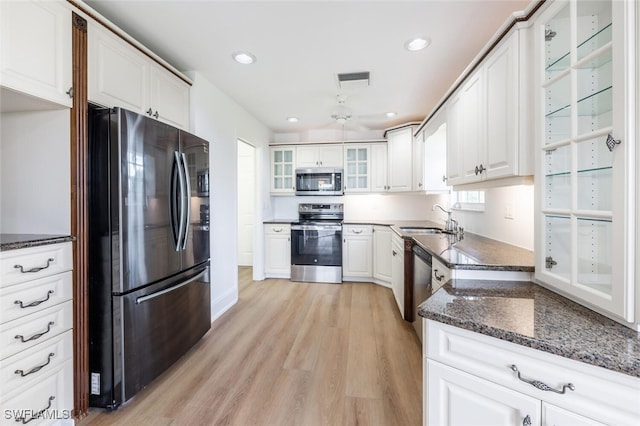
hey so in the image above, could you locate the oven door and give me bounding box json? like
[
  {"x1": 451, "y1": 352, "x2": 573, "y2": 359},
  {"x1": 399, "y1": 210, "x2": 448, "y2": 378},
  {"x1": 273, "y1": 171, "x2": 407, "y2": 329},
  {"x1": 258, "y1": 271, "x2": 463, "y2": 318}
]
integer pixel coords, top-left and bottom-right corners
[{"x1": 290, "y1": 223, "x2": 342, "y2": 283}]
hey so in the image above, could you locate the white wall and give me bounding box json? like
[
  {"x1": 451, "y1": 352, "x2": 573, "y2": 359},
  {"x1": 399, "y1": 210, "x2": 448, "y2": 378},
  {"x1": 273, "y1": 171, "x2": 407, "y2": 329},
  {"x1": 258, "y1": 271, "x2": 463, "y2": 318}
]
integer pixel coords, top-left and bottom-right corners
[
  {"x1": 453, "y1": 185, "x2": 534, "y2": 250},
  {"x1": 186, "y1": 71, "x2": 272, "y2": 322},
  {"x1": 0, "y1": 110, "x2": 70, "y2": 234}
]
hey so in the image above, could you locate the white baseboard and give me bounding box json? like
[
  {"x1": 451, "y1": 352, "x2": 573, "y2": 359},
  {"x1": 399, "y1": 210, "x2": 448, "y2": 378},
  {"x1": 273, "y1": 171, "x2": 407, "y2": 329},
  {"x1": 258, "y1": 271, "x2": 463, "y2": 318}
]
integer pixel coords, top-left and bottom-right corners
[{"x1": 210, "y1": 287, "x2": 238, "y2": 322}]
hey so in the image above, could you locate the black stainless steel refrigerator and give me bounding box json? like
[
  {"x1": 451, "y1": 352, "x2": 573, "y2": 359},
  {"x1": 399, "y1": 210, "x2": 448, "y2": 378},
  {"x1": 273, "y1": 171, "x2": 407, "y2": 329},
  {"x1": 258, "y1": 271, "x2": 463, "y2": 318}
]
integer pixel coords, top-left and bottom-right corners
[{"x1": 88, "y1": 105, "x2": 211, "y2": 409}]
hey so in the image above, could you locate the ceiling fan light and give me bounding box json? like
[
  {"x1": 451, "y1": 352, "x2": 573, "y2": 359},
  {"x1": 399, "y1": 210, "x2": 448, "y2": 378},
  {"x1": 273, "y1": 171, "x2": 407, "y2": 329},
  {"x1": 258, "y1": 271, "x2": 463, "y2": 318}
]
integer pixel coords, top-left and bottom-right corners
[
  {"x1": 386, "y1": 112, "x2": 397, "y2": 118},
  {"x1": 405, "y1": 37, "x2": 430, "y2": 51},
  {"x1": 232, "y1": 51, "x2": 256, "y2": 64},
  {"x1": 335, "y1": 116, "x2": 347, "y2": 124}
]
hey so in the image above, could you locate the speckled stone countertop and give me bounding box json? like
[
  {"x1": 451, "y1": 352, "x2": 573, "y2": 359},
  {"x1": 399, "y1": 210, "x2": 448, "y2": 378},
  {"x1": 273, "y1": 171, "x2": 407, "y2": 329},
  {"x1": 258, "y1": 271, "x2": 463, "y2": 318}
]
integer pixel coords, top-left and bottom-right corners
[
  {"x1": 0, "y1": 234, "x2": 74, "y2": 251},
  {"x1": 263, "y1": 219, "x2": 297, "y2": 224},
  {"x1": 418, "y1": 280, "x2": 640, "y2": 378},
  {"x1": 409, "y1": 231, "x2": 534, "y2": 272}
]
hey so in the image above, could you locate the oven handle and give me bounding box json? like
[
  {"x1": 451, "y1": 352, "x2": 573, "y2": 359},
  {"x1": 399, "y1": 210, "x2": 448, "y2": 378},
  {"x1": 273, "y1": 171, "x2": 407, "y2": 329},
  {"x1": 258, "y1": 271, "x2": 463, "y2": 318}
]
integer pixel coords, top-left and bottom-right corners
[{"x1": 291, "y1": 224, "x2": 342, "y2": 231}]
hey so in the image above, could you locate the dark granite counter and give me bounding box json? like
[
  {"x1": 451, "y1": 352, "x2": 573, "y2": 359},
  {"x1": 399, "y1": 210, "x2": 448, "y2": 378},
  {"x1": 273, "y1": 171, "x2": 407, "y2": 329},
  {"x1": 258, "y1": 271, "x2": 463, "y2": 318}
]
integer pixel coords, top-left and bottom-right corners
[
  {"x1": 418, "y1": 279, "x2": 640, "y2": 378},
  {"x1": 409, "y1": 231, "x2": 534, "y2": 272},
  {"x1": 0, "y1": 234, "x2": 74, "y2": 251},
  {"x1": 263, "y1": 219, "x2": 297, "y2": 224}
]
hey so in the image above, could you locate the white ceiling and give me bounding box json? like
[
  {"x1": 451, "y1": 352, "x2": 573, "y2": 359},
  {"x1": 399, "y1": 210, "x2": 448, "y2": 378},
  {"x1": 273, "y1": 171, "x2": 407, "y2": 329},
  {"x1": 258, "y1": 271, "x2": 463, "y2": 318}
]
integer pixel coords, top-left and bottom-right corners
[{"x1": 84, "y1": 0, "x2": 532, "y2": 138}]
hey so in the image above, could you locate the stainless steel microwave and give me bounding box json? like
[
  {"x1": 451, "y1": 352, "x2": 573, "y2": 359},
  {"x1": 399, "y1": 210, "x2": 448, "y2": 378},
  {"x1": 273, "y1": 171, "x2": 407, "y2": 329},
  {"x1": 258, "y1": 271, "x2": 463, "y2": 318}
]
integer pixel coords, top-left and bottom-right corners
[{"x1": 295, "y1": 168, "x2": 343, "y2": 196}]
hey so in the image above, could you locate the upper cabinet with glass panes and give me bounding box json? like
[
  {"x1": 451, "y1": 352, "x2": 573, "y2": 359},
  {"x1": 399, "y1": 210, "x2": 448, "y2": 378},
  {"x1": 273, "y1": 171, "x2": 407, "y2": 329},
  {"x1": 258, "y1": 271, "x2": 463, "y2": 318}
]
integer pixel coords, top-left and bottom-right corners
[
  {"x1": 270, "y1": 147, "x2": 296, "y2": 194},
  {"x1": 344, "y1": 145, "x2": 370, "y2": 192},
  {"x1": 534, "y1": 0, "x2": 637, "y2": 329}
]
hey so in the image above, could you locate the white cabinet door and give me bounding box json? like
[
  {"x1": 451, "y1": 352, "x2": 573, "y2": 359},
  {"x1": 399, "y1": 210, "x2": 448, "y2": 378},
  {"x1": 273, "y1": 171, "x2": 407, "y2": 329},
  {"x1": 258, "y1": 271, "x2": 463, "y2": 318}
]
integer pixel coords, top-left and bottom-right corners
[
  {"x1": 296, "y1": 145, "x2": 343, "y2": 168},
  {"x1": 387, "y1": 126, "x2": 413, "y2": 191},
  {"x1": 372, "y1": 225, "x2": 392, "y2": 282},
  {"x1": 342, "y1": 226, "x2": 372, "y2": 278},
  {"x1": 391, "y1": 233, "x2": 405, "y2": 317},
  {"x1": 423, "y1": 110, "x2": 450, "y2": 193},
  {"x1": 344, "y1": 145, "x2": 370, "y2": 192},
  {"x1": 485, "y1": 32, "x2": 518, "y2": 180},
  {"x1": 148, "y1": 62, "x2": 190, "y2": 129},
  {"x1": 459, "y1": 70, "x2": 484, "y2": 184},
  {"x1": 264, "y1": 225, "x2": 291, "y2": 277},
  {"x1": 426, "y1": 360, "x2": 541, "y2": 426},
  {"x1": 370, "y1": 143, "x2": 389, "y2": 192},
  {"x1": 270, "y1": 147, "x2": 296, "y2": 194},
  {"x1": 89, "y1": 22, "x2": 149, "y2": 112},
  {"x1": 412, "y1": 131, "x2": 425, "y2": 191},
  {"x1": 542, "y1": 403, "x2": 606, "y2": 426},
  {"x1": 446, "y1": 94, "x2": 464, "y2": 185},
  {"x1": 0, "y1": 0, "x2": 72, "y2": 108}
]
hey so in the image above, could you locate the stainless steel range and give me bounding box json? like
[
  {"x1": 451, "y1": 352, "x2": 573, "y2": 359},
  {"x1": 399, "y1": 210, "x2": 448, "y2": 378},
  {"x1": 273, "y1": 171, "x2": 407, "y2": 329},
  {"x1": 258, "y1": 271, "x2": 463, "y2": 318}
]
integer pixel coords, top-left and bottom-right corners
[{"x1": 291, "y1": 203, "x2": 343, "y2": 283}]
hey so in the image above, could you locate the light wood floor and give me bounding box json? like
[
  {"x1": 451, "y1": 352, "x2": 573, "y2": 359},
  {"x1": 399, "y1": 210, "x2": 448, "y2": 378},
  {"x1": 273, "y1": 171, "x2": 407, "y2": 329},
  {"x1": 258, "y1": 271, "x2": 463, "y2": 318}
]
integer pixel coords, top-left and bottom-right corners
[{"x1": 80, "y1": 267, "x2": 422, "y2": 425}]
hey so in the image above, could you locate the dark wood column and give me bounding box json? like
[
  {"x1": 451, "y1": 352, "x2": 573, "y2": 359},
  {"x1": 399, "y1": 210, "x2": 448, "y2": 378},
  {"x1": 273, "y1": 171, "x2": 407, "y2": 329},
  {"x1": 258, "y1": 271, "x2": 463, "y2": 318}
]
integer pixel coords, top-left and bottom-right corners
[{"x1": 71, "y1": 11, "x2": 89, "y2": 419}]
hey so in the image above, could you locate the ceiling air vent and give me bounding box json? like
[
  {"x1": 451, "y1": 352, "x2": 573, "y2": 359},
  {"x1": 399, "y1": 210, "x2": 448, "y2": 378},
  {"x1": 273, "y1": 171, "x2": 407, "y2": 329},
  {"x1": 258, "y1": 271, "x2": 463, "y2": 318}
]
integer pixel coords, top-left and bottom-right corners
[{"x1": 337, "y1": 71, "x2": 370, "y2": 89}]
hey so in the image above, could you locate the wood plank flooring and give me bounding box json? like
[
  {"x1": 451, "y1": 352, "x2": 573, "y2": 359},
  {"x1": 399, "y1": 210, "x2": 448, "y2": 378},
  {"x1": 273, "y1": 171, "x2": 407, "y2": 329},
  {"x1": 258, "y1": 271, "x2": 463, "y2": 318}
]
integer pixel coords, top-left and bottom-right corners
[{"x1": 80, "y1": 267, "x2": 422, "y2": 426}]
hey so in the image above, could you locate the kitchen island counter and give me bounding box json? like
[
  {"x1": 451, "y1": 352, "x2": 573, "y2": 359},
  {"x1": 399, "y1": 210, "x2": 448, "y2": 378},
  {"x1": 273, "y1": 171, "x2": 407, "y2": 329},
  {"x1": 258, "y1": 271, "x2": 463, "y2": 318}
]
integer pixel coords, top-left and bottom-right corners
[{"x1": 418, "y1": 279, "x2": 640, "y2": 378}]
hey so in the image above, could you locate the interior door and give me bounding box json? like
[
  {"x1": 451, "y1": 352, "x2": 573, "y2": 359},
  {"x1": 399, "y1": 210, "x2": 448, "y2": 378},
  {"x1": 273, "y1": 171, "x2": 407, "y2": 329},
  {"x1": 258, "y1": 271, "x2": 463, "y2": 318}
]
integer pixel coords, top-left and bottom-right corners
[
  {"x1": 180, "y1": 130, "x2": 210, "y2": 270},
  {"x1": 118, "y1": 109, "x2": 181, "y2": 292}
]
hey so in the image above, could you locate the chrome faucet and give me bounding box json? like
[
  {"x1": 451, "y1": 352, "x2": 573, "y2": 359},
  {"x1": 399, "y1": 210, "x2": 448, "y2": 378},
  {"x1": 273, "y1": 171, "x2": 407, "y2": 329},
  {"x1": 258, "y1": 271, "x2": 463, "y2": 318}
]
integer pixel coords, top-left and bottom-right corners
[{"x1": 433, "y1": 204, "x2": 456, "y2": 233}]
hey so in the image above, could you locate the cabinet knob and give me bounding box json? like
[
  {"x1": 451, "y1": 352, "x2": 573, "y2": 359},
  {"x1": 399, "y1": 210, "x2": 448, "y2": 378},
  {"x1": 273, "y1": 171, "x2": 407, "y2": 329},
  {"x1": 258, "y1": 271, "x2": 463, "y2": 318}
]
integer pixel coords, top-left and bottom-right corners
[
  {"x1": 66, "y1": 87, "x2": 74, "y2": 98},
  {"x1": 434, "y1": 270, "x2": 445, "y2": 281},
  {"x1": 418, "y1": 182, "x2": 423, "y2": 188},
  {"x1": 442, "y1": 175, "x2": 447, "y2": 183},
  {"x1": 605, "y1": 133, "x2": 621, "y2": 152},
  {"x1": 153, "y1": 110, "x2": 159, "y2": 119},
  {"x1": 522, "y1": 415, "x2": 531, "y2": 426},
  {"x1": 146, "y1": 108, "x2": 153, "y2": 116}
]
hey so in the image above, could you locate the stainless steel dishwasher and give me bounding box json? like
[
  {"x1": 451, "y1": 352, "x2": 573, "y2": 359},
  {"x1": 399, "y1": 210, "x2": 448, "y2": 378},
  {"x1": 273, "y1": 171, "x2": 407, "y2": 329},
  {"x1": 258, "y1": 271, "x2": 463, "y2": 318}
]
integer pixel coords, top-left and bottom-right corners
[{"x1": 412, "y1": 244, "x2": 432, "y2": 343}]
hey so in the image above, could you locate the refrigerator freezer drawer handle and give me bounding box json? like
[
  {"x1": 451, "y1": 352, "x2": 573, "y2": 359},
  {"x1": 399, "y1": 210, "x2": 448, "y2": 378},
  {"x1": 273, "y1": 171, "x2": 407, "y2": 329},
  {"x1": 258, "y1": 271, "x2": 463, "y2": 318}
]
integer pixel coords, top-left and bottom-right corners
[
  {"x1": 174, "y1": 151, "x2": 186, "y2": 251},
  {"x1": 181, "y1": 152, "x2": 191, "y2": 250},
  {"x1": 135, "y1": 269, "x2": 207, "y2": 304}
]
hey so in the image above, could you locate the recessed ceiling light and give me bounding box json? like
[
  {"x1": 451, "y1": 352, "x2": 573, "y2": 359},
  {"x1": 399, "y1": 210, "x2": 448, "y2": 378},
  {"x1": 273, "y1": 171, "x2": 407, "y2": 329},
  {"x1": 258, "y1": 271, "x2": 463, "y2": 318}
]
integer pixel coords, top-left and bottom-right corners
[
  {"x1": 386, "y1": 112, "x2": 397, "y2": 118},
  {"x1": 232, "y1": 51, "x2": 256, "y2": 64},
  {"x1": 287, "y1": 117, "x2": 299, "y2": 123},
  {"x1": 404, "y1": 37, "x2": 430, "y2": 51}
]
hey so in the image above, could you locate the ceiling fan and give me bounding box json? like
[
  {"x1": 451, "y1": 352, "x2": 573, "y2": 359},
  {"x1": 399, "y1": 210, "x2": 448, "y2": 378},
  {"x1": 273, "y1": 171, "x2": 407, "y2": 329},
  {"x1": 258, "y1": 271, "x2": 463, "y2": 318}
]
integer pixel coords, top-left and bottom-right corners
[{"x1": 330, "y1": 94, "x2": 352, "y2": 125}]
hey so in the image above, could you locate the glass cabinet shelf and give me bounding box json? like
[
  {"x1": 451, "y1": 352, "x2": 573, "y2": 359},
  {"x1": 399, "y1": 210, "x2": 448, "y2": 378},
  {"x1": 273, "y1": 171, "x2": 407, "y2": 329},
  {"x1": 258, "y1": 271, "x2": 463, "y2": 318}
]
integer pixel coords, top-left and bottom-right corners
[
  {"x1": 577, "y1": 23, "x2": 612, "y2": 59},
  {"x1": 546, "y1": 52, "x2": 570, "y2": 74}
]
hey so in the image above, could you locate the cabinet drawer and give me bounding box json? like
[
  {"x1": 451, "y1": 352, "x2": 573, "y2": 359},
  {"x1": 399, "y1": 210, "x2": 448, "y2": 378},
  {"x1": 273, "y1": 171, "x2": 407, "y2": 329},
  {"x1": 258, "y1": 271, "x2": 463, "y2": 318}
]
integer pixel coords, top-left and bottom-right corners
[
  {"x1": 0, "y1": 359, "x2": 73, "y2": 425},
  {"x1": 426, "y1": 320, "x2": 640, "y2": 425},
  {"x1": 0, "y1": 301, "x2": 72, "y2": 360},
  {"x1": 432, "y1": 257, "x2": 450, "y2": 287},
  {"x1": 264, "y1": 224, "x2": 291, "y2": 235},
  {"x1": 343, "y1": 225, "x2": 373, "y2": 236},
  {"x1": 0, "y1": 243, "x2": 72, "y2": 287},
  {"x1": 0, "y1": 271, "x2": 72, "y2": 324},
  {"x1": 0, "y1": 330, "x2": 72, "y2": 392}
]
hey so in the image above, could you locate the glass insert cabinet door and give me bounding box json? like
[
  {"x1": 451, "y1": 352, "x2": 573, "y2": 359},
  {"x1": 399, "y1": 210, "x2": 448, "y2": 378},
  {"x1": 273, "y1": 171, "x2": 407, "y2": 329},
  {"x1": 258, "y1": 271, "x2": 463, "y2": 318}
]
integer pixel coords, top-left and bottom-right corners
[
  {"x1": 344, "y1": 145, "x2": 370, "y2": 192},
  {"x1": 270, "y1": 147, "x2": 295, "y2": 192},
  {"x1": 535, "y1": 0, "x2": 635, "y2": 324}
]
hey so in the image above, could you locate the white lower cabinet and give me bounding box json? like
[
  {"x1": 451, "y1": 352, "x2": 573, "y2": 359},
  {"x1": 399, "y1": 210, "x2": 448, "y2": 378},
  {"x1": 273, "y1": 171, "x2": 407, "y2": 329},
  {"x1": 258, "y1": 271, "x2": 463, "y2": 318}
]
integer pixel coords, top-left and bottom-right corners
[
  {"x1": 264, "y1": 224, "x2": 291, "y2": 278},
  {"x1": 424, "y1": 320, "x2": 640, "y2": 426},
  {"x1": 372, "y1": 225, "x2": 392, "y2": 284},
  {"x1": 0, "y1": 242, "x2": 73, "y2": 426},
  {"x1": 427, "y1": 359, "x2": 540, "y2": 426},
  {"x1": 342, "y1": 225, "x2": 372, "y2": 280},
  {"x1": 390, "y1": 232, "x2": 405, "y2": 317}
]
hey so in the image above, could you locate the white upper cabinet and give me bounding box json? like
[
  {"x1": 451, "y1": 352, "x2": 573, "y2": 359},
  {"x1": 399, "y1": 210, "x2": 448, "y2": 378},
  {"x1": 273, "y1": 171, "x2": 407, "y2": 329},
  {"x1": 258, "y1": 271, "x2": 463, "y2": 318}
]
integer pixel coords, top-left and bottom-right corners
[
  {"x1": 412, "y1": 130, "x2": 425, "y2": 191},
  {"x1": 534, "y1": 0, "x2": 637, "y2": 327},
  {"x1": 420, "y1": 110, "x2": 450, "y2": 193},
  {"x1": 270, "y1": 147, "x2": 296, "y2": 194},
  {"x1": 446, "y1": 27, "x2": 533, "y2": 186},
  {"x1": 343, "y1": 145, "x2": 371, "y2": 192},
  {"x1": 88, "y1": 21, "x2": 190, "y2": 129},
  {"x1": 296, "y1": 145, "x2": 343, "y2": 168},
  {"x1": 370, "y1": 142, "x2": 389, "y2": 192},
  {"x1": 0, "y1": 0, "x2": 72, "y2": 108},
  {"x1": 386, "y1": 125, "x2": 415, "y2": 191}
]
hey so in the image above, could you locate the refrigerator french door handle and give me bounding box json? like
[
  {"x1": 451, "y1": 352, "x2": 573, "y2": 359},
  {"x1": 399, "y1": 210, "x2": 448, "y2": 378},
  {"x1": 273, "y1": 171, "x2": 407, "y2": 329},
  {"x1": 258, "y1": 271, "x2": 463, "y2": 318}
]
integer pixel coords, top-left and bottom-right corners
[
  {"x1": 180, "y1": 152, "x2": 191, "y2": 250},
  {"x1": 135, "y1": 269, "x2": 207, "y2": 304},
  {"x1": 174, "y1": 151, "x2": 186, "y2": 252}
]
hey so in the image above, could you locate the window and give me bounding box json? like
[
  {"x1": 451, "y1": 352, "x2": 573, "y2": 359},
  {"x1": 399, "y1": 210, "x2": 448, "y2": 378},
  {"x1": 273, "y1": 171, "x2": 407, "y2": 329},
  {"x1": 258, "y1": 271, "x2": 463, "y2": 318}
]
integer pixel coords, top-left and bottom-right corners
[{"x1": 452, "y1": 190, "x2": 485, "y2": 211}]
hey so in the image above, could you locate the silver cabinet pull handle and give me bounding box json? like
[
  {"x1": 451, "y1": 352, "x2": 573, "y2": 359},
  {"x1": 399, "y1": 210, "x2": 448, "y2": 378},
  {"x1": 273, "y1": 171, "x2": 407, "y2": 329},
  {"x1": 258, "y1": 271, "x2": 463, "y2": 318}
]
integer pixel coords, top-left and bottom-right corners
[
  {"x1": 146, "y1": 108, "x2": 153, "y2": 116},
  {"x1": 523, "y1": 415, "x2": 532, "y2": 426},
  {"x1": 510, "y1": 365, "x2": 575, "y2": 394},
  {"x1": 605, "y1": 133, "x2": 621, "y2": 152},
  {"x1": 15, "y1": 353, "x2": 55, "y2": 377},
  {"x1": 15, "y1": 322, "x2": 55, "y2": 343},
  {"x1": 16, "y1": 396, "x2": 55, "y2": 424},
  {"x1": 273, "y1": 228, "x2": 283, "y2": 233},
  {"x1": 352, "y1": 229, "x2": 363, "y2": 234},
  {"x1": 15, "y1": 290, "x2": 54, "y2": 308},
  {"x1": 14, "y1": 258, "x2": 54, "y2": 274},
  {"x1": 153, "y1": 110, "x2": 159, "y2": 119},
  {"x1": 434, "y1": 270, "x2": 445, "y2": 281}
]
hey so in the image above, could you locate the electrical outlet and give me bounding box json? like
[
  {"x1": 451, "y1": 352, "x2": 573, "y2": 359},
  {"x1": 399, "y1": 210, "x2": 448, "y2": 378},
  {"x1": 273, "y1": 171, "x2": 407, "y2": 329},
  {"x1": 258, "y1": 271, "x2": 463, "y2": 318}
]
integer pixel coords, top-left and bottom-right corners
[
  {"x1": 91, "y1": 372, "x2": 101, "y2": 395},
  {"x1": 504, "y1": 203, "x2": 514, "y2": 220}
]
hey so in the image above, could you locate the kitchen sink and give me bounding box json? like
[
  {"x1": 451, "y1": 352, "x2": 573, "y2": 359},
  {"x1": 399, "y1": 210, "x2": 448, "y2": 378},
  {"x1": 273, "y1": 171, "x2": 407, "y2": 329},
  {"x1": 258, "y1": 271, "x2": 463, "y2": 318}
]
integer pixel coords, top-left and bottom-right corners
[{"x1": 399, "y1": 227, "x2": 442, "y2": 235}]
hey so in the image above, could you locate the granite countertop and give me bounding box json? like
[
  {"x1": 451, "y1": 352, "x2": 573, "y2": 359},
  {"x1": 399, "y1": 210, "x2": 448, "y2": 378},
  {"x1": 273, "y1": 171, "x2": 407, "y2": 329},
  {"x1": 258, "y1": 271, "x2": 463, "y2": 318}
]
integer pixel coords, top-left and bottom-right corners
[
  {"x1": 0, "y1": 234, "x2": 74, "y2": 251},
  {"x1": 418, "y1": 279, "x2": 640, "y2": 378},
  {"x1": 409, "y1": 231, "x2": 534, "y2": 272},
  {"x1": 263, "y1": 219, "x2": 297, "y2": 224}
]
